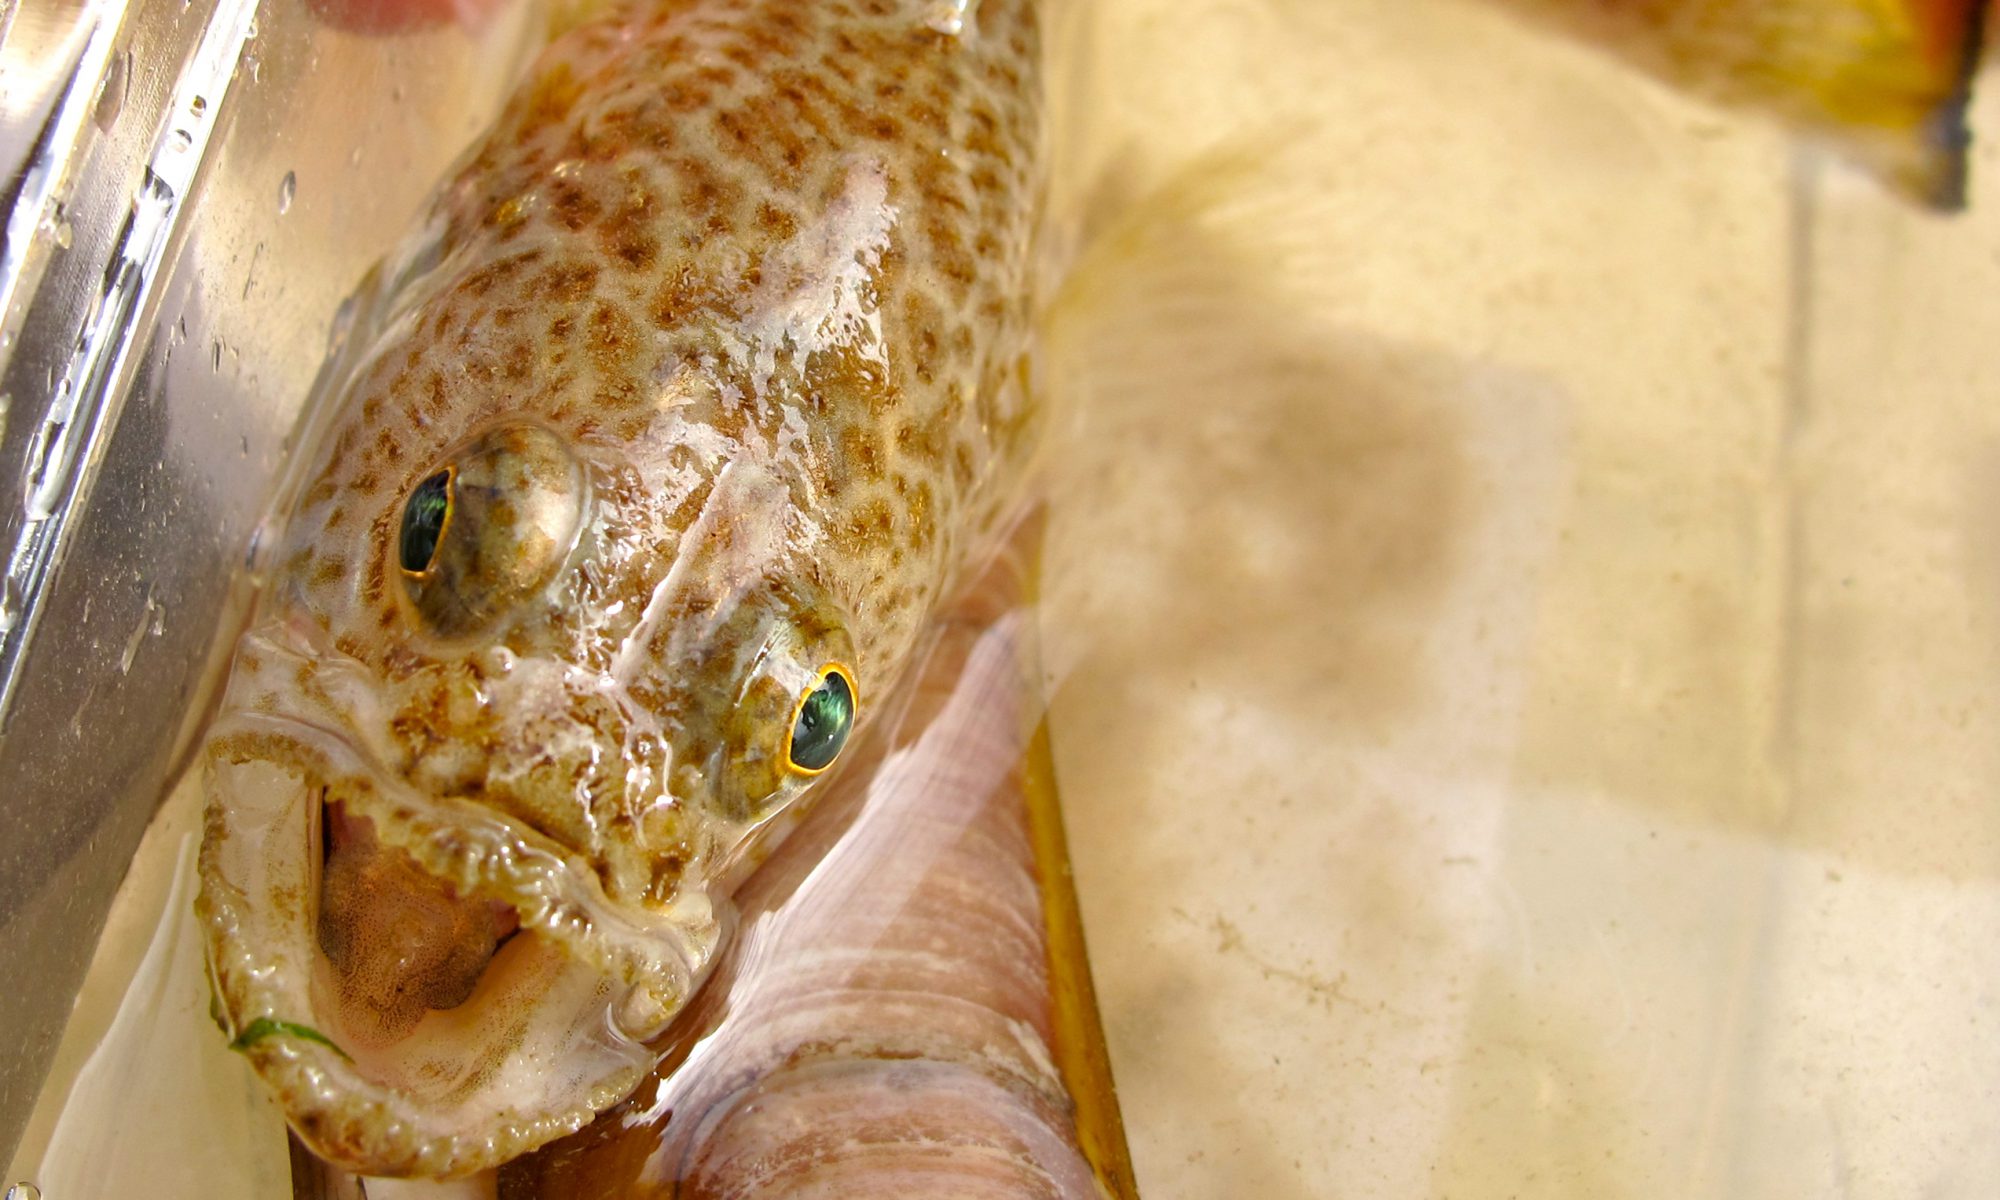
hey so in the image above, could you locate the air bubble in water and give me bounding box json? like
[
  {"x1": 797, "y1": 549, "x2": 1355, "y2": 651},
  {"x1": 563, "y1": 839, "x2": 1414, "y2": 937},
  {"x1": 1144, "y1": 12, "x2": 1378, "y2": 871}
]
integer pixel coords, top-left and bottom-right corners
[{"x1": 277, "y1": 170, "x2": 296, "y2": 214}]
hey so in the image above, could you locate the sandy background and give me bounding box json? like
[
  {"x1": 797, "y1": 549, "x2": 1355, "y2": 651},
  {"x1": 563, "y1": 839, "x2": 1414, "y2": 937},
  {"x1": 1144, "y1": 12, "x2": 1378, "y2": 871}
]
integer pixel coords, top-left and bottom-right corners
[{"x1": 1038, "y1": 2, "x2": 2000, "y2": 1197}]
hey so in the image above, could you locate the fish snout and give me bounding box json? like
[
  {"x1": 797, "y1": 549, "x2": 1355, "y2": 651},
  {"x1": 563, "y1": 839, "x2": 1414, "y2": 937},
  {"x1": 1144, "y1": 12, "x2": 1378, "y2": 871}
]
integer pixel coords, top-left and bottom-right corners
[{"x1": 195, "y1": 632, "x2": 717, "y2": 1175}]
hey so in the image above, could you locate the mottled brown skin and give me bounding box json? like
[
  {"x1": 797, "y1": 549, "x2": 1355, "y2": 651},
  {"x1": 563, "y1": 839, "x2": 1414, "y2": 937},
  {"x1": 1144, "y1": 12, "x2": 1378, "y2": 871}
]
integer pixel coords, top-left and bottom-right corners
[
  {"x1": 282, "y1": 0, "x2": 1043, "y2": 875},
  {"x1": 197, "y1": 0, "x2": 1044, "y2": 1177}
]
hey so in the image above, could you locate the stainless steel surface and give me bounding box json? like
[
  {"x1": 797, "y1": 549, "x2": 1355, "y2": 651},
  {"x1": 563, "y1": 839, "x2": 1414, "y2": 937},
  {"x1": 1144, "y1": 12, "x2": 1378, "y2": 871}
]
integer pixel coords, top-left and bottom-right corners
[{"x1": 0, "y1": 0, "x2": 534, "y2": 1164}]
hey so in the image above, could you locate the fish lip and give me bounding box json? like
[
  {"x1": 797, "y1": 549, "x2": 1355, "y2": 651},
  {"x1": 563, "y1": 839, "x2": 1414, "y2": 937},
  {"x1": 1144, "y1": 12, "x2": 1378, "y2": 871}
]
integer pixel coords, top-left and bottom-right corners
[
  {"x1": 194, "y1": 705, "x2": 710, "y2": 1177},
  {"x1": 200, "y1": 704, "x2": 711, "y2": 994}
]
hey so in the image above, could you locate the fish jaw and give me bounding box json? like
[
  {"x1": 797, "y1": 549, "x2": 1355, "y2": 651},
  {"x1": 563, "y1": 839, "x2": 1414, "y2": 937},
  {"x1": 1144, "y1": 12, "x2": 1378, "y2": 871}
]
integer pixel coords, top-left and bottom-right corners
[{"x1": 194, "y1": 626, "x2": 715, "y2": 1178}]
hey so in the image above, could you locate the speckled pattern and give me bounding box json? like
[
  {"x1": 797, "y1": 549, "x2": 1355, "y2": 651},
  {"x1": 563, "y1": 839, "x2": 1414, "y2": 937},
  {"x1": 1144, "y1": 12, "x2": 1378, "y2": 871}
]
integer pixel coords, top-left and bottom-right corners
[
  {"x1": 196, "y1": 0, "x2": 1044, "y2": 1177},
  {"x1": 289, "y1": 0, "x2": 1044, "y2": 862}
]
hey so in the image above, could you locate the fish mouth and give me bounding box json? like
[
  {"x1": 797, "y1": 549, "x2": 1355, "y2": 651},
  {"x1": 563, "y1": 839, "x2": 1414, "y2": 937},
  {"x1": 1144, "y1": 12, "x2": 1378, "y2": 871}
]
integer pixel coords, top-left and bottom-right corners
[{"x1": 196, "y1": 708, "x2": 713, "y2": 1178}]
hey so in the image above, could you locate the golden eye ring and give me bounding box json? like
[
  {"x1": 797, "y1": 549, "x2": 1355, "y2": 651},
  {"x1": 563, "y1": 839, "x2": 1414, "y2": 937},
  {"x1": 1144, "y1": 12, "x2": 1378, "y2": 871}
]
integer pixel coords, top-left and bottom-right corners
[{"x1": 786, "y1": 663, "x2": 858, "y2": 775}]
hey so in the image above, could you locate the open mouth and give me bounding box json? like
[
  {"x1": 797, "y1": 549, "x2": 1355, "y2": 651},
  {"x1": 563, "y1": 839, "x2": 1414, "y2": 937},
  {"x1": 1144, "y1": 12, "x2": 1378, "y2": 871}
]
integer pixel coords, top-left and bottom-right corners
[
  {"x1": 195, "y1": 713, "x2": 714, "y2": 1178},
  {"x1": 316, "y1": 795, "x2": 524, "y2": 1047}
]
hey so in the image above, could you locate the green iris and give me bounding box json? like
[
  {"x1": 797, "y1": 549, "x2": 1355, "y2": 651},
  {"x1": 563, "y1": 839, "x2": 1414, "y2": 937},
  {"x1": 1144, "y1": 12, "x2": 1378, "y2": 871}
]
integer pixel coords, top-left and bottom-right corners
[
  {"x1": 399, "y1": 469, "x2": 454, "y2": 575},
  {"x1": 789, "y1": 669, "x2": 855, "y2": 772}
]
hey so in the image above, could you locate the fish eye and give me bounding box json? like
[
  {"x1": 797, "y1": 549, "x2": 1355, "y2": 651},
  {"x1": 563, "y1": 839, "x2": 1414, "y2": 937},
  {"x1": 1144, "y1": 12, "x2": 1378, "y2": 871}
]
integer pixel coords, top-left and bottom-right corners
[
  {"x1": 398, "y1": 467, "x2": 455, "y2": 577},
  {"x1": 787, "y1": 665, "x2": 857, "y2": 774},
  {"x1": 395, "y1": 423, "x2": 586, "y2": 637}
]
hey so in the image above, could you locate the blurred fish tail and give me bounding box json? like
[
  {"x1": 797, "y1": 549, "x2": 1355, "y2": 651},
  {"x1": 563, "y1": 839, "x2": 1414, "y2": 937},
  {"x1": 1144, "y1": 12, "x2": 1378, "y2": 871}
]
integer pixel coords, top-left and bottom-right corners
[{"x1": 1497, "y1": 0, "x2": 1990, "y2": 208}]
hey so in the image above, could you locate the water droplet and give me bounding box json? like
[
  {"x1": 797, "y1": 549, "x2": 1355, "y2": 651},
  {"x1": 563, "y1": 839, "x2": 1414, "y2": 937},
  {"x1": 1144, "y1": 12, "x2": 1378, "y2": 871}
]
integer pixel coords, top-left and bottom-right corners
[
  {"x1": 212, "y1": 339, "x2": 222, "y2": 371},
  {"x1": 94, "y1": 51, "x2": 130, "y2": 132},
  {"x1": 189, "y1": 93, "x2": 208, "y2": 118},
  {"x1": 44, "y1": 207, "x2": 73, "y2": 250},
  {"x1": 121, "y1": 586, "x2": 162, "y2": 673},
  {"x1": 277, "y1": 170, "x2": 295, "y2": 214},
  {"x1": 23, "y1": 412, "x2": 66, "y2": 516},
  {"x1": 170, "y1": 127, "x2": 193, "y2": 152},
  {"x1": 6, "y1": 1181, "x2": 42, "y2": 1200},
  {"x1": 348, "y1": 145, "x2": 362, "y2": 167}
]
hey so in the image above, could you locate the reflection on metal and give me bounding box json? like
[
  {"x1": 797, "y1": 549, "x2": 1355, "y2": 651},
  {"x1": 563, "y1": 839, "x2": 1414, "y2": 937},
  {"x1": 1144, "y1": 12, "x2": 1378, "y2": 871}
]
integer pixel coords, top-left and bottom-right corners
[
  {"x1": 0, "y1": 0, "x2": 256, "y2": 1162},
  {"x1": 0, "y1": 0, "x2": 259, "y2": 709},
  {"x1": 0, "y1": 0, "x2": 120, "y2": 360},
  {"x1": 0, "y1": 0, "x2": 537, "y2": 1169}
]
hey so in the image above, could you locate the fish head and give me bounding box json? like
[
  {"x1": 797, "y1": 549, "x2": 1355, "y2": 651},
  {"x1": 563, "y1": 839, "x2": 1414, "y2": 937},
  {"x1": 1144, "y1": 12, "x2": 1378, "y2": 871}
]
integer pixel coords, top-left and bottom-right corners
[{"x1": 196, "y1": 357, "x2": 863, "y2": 1176}]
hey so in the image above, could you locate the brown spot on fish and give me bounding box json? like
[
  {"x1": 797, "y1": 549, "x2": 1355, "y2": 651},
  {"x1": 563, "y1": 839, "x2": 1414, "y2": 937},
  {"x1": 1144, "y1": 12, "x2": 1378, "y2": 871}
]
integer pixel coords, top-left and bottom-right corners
[{"x1": 536, "y1": 259, "x2": 601, "y2": 304}]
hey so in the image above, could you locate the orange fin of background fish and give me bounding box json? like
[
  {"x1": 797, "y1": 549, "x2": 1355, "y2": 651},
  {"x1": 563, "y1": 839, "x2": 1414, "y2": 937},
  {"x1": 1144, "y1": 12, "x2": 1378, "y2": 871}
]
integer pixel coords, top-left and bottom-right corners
[{"x1": 1490, "y1": 0, "x2": 1988, "y2": 208}]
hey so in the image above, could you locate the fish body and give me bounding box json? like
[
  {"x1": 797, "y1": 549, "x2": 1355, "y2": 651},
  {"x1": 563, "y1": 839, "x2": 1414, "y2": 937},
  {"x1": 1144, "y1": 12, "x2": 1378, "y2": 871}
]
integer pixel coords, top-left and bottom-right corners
[{"x1": 197, "y1": 0, "x2": 1044, "y2": 1178}]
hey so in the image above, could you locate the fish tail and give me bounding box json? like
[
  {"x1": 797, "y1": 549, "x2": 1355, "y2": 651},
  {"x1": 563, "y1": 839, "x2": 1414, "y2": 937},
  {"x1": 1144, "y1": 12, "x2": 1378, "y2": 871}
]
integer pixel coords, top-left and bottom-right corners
[
  {"x1": 1905, "y1": 0, "x2": 1988, "y2": 207},
  {"x1": 1823, "y1": 0, "x2": 1989, "y2": 207},
  {"x1": 1496, "y1": 0, "x2": 1991, "y2": 208}
]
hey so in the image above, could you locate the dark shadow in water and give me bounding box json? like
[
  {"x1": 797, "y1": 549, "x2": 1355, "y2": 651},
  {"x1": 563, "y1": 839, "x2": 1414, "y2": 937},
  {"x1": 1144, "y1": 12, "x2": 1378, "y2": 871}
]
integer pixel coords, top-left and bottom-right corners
[{"x1": 1034, "y1": 151, "x2": 1525, "y2": 1199}]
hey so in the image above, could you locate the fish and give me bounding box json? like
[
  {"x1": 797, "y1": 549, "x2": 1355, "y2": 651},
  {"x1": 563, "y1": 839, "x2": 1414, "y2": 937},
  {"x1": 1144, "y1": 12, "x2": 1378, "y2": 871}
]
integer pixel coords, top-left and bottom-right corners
[
  {"x1": 195, "y1": 0, "x2": 1046, "y2": 1179},
  {"x1": 290, "y1": 523, "x2": 1139, "y2": 1199},
  {"x1": 1486, "y1": 0, "x2": 1987, "y2": 206}
]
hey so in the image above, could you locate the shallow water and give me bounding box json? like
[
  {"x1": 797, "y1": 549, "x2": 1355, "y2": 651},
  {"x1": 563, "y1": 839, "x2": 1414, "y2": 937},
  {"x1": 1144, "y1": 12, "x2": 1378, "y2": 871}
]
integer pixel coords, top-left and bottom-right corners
[
  {"x1": 11, "y1": 0, "x2": 2000, "y2": 1197},
  {"x1": 1037, "y1": 2, "x2": 2000, "y2": 1197}
]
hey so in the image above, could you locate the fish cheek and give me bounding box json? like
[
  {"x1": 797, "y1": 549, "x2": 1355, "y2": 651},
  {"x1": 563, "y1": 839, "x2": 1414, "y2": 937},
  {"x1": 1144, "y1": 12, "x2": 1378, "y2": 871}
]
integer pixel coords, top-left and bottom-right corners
[{"x1": 722, "y1": 673, "x2": 797, "y2": 821}]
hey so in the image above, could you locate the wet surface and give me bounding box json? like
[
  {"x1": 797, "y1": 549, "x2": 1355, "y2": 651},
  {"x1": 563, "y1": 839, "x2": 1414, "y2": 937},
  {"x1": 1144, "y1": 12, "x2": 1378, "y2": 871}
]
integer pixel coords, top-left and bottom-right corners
[{"x1": 11, "y1": 0, "x2": 2000, "y2": 1196}]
